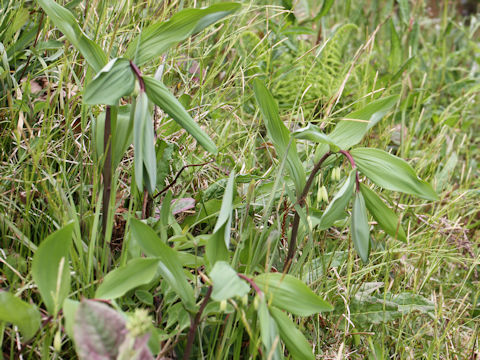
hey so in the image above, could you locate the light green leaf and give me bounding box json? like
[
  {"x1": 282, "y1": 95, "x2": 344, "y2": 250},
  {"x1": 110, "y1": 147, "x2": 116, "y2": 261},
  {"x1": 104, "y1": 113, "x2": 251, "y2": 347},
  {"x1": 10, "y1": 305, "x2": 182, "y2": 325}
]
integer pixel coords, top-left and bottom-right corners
[
  {"x1": 351, "y1": 148, "x2": 439, "y2": 200},
  {"x1": 143, "y1": 76, "x2": 217, "y2": 154},
  {"x1": 352, "y1": 192, "x2": 370, "y2": 263},
  {"x1": 213, "y1": 171, "x2": 235, "y2": 245},
  {"x1": 125, "y1": 3, "x2": 240, "y2": 66},
  {"x1": 0, "y1": 292, "x2": 41, "y2": 340},
  {"x1": 32, "y1": 222, "x2": 74, "y2": 315},
  {"x1": 95, "y1": 258, "x2": 159, "y2": 300},
  {"x1": 270, "y1": 307, "x2": 314, "y2": 360},
  {"x1": 255, "y1": 273, "x2": 333, "y2": 316},
  {"x1": 319, "y1": 170, "x2": 355, "y2": 230},
  {"x1": 205, "y1": 227, "x2": 229, "y2": 268},
  {"x1": 293, "y1": 123, "x2": 340, "y2": 149},
  {"x1": 359, "y1": 183, "x2": 406, "y2": 242},
  {"x1": 130, "y1": 218, "x2": 196, "y2": 310},
  {"x1": 63, "y1": 298, "x2": 80, "y2": 339},
  {"x1": 37, "y1": 0, "x2": 107, "y2": 73},
  {"x1": 210, "y1": 261, "x2": 249, "y2": 302},
  {"x1": 94, "y1": 105, "x2": 133, "y2": 169},
  {"x1": 84, "y1": 58, "x2": 135, "y2": 105},
  {"x1": 389, "y1": 19, "x2": 402, "y2": 71},
  {"x1": 252, "y1": 78, "x2": 306, "y2": 196},
  {"x1": 329, "y1": 96, "x2": 398, "y2": 150},
  {"x1": 133, "y1": 91, "x2": 156, "y2": 193},
  {"x1": 257, "y1": 297, "x2": 282, "y2": 360}
]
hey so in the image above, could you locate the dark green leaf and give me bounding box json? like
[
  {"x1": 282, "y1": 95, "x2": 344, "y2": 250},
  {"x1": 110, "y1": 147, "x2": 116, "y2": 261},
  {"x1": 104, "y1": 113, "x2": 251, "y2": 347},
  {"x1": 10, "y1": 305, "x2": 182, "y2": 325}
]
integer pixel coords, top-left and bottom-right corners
[
  {"x1": 143, "y1": 76, "x2": 217, "y2": 154},
  {"x1": 252, "y1": 78, "x2": 305, "y2": 196},
  {"x1": 130, "y1": 218, "x2": 196, "y2": 310},
  {"x1": 255, "y1": 273, "x2": 333, "y2": 316},
  {"x1": 95, "y1": 258, "x2": 159, "y2": 300},
  {"x1": 317, "y1": 0, "x2": 335, "y2": 18},
  {"x1": 270, "y1": 307, "x2": 314, "y2": 360},
  {"x1": 329, "y1": 96, "x2": 398, "y2": 150},
  {"x1": 352, "y1": 192, "x2": 370, "y2": 263},
  {"x1": 37, "y1": 0, "x2": 107, "y2": 73},
  {"x1": 0, "y1": 292, "x2": 41, "y2": 340},
  {"x1": 319, "y1": 170, "x2": 355, "y2": 230},
  {"x1": 125, "y1": 3, "x2": 240, "y2": 66},
  {"x1": 84, "y1": 58, "x2": 135, "y2": 105},
  {"x1": 32, "y1": 223, "x2": 74, "y2": 315},
  {"x1": 210, "y1": 261, "x2": 249, "y2": 302},
  {"x1": 351, "y1": 148, "x2": 439, "y2": 200},
  {"x1": 359, "y1": 183, "x2": 406, "y2": 242}
]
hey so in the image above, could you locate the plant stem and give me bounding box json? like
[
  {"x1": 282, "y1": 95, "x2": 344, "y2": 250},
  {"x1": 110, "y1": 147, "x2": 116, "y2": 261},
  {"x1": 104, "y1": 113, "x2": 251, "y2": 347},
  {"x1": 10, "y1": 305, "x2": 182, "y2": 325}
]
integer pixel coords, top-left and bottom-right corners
[
  {"x1": 283, "y1": 151, "x2": 331, "y2": 272},
  {"x1": 237, "y1": 273, "x2": 262, "y2": 295},
  {"x1": 102, "y1": 106, "x2": 112, "y2": 241},
  {"x1": 130, "y1": 61, "x2": 145, "y2": 91},
  {"x1": 183, "y1": 286, "x2": 213, "y2": 360},
  {"x1": 339, "y1": 150, "x2": 360, "y2": 192}
]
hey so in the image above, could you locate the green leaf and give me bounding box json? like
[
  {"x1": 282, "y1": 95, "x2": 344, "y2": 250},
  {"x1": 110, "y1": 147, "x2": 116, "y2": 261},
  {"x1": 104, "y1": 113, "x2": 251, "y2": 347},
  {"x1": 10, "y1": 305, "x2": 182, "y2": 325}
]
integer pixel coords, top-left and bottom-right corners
[
  {"x1": 359, "y1": 183, "x2": 406, "y2": 242},
  {"x1": 0, "y1": 292, "x2": 41, "y2": 340},
  {"x1": 255, "y1": 273, "x2": 333, "y2": 316},
  {"x1": 95, "y1": 258, "x2": 159, "y2": 300},
  {"x1": 37, "y1": 0, "x2": 107, "y2": 73},
  {"x1": 133, "y1": 91, "x2": 156, "y2": 193},
  {"x1": 213, "y1": 171, "x2": 235, "y2": 246},
  {"x1": 32, "y1": 222, "x2": 74, "y2": 315},
  {"x1": 270, "y1": 307, "x2": 315, "y2": 360},
  {"x1": 94, "y1": 105, "x2": 133, "y2": 169},
  {"x1": 257, "y1": 297, "x2": 282, "y2": 360},
  {"x1": 319, "y1": 170, "x2": 355, "y2": 230},
  {"x1": 352, "y1": 192, "x2": 370, "y2": 263},
  {"x1": 210, "y1": 261, "x2": 249, "y2": 302},
  {"x1": 130, "y1": 218, "x2": 196, "y2": 310},
  {"x1": 329, "y1": 96, "x2": 398, "y2": 150},
  {"x1": 389, "y1": 19, "x2": 402, "y2": 71},
  {"x1": 205, "y1": 228, "x2": 229, "y2": 268},
  {"x1": 317, "y1": 0, "x2": 335, "y2": 18},
  {"x1": 292, "y1": 123, "x2": 340, "y2": 149},
  {"x1": 63, "y1": 298, "x2": 80, "y2": 339},
  {"x1": 252, "y1": 78, "x2": 306, "y2": 196},
  {"x1": 143, "y1": 76, "x2": 217, "y2": 154},
  {"x1": 351, "y1": 148, "x2": 439, "y2": 200},
  {"x1": 125, "y1": 3, "x2": 241, "y2": 66},
  {"x1": 84, "y1": 58, "x2": 135, "y2": 105}
]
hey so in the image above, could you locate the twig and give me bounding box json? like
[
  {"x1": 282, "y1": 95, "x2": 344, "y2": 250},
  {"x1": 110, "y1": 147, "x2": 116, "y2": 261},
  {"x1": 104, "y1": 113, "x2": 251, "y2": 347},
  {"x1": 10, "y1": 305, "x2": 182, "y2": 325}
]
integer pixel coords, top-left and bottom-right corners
[
  {"x1": 339, "y1": 150, "x2": 360, "y2": 192},
  {"x1": 183, "y1": 286, "x2": 213, "y2": 360},
  {"x1": 283, "y1": 152, "x2": 332, "y2": 271},
  {"x1": 237, "y1": 273, "x2": 262, "y2": 295},
  {"x1": 130, "y1": 61, "x2": 145, "y2": 91},
  {"x1": 153, "y1": 160, "x2": 213, "y2": 199}
]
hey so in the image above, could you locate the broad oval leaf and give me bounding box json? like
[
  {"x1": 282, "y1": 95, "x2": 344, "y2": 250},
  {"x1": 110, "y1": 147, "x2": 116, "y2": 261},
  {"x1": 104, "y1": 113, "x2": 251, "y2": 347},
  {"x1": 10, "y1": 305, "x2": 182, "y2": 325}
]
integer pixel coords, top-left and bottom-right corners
[
  {"x1": 351, "y1": 148, "x2": 439, "y2": 200},
  {"x1": 73, "y1": 300, "x2": 127, "y2": 360},
  {"x1": 125, "y1": 3, "x2": 241, "y2": 66},
  {"x1": 63, "y1": 298, "x2": 80, "y2": 339},
  {"x1": 319, "y1": 170, "x2": 355, "y2": 230},
  {"x1": 0, "y1": 292, "x2": 41, "y2": 340},
  {"x1": 293, "y1": 123, "x2": 340, "y2": 150},
  {"x1": 269, "y1": 307, "x2": 315, "y2": 360},
  {"x1": 329, "y1": 95, "x2": 398, "y2": 150},
  {"x1": 352, "y1": 192, "x2": 370, "y2": 263},
  {"x1": 210, "y1": 261, "x2": 249, "y2": 302},
  {"x1": 84, "y1": 58, "x2": 135, "y2": 105},
  {"x1": 254, "y1": 273, "x2": 333, "y2": 316},
  {"x1": 359, "y1": 183, "x2": 407, "y2": 242},
  {"x1": 130, "y1": 218, "x2": 196, "y2": 310},
  {"x1": 37, "y1": 0, "x2": 107, "y2": 73},
  {"x1": 252, "y1": 78, "x2": 306, "y2": 196},
  {"x1": 143, "y1": 76, "x2": 217, "y2": 154},
  {"x1": 32, "y1": 222, "x2": 74, "y2": 315},
  {"x1": 95, "y1": 258, "x2": 159, "y2": 300}
]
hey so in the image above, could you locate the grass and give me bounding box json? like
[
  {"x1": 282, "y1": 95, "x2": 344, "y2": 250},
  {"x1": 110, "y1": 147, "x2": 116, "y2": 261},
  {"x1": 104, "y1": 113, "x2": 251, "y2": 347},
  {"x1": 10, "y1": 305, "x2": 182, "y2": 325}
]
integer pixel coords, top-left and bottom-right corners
[{"x1": 1, "y1": 0, "x2": 479, "y2": 358}]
